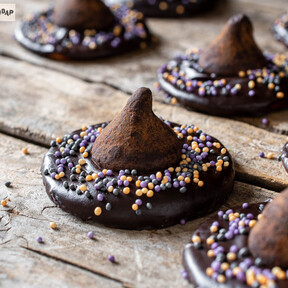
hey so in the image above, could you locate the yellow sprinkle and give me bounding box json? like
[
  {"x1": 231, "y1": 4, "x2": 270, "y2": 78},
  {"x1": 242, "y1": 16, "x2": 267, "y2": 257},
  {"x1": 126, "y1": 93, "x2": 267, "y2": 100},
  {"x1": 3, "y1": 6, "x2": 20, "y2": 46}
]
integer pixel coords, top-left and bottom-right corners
[
  {"x1": 171, "y1": 97, "x2": 178, "y2": 105},
  {"x1": 86, "y1": 175, "x2": 93, "y2": 182},
  {"x1": 107, "y1": 186, "x2": 113, "y2": 193},
  {"x1": 136, "y1": 180, "x2": 141, "y2": 187},
  {"x1": 50, "y1": 222, "x2": 57, "y2": 229},
  {"x1": 210, "y1": 225, "x2": 218, "y2": 233},
  {"x1": 159, "y1": 1, "x2": 168, "y2": 10},
  {"x1": 82, "y1": 125, "x2": 87, "y2": 131},
  {"x1": 92, "y1": 173, "x2": 98, "y2": 179},
  {"x1": 132, "y1": 204, "x2": 138, "y2": 211},
  {"x1": 127, "y1": 176, "x2": 133, "y2": 182},
  {"x1": 206, "y1": 237, "x2": 214, "y2": 245},
  {"x1": 80, "y1": 185, "x2": 87, "y2": 192},
  {"x1": 148, "y1": 183, "x2": 154, "y2": 189},
  {"x1": 1, "y1": 200, "x2": 7, "y2": 206},
  {"x1": 267, "y1": 152, "x2": 274, "y2": 159},
  {"x1": 176, "y1": 5, "x2": 184, "y2": 14},
  {"x1": 248, "y1": 80, "x2": 255, "y2": 89},
  {"x1": 136, "y1": 189, "x2": 143, "y2": 197},
  {"x1": 56, "y1": 137, "x2": 62, "y2": 143},
  {"x1": 102, "y1": 169, "x2": 108, "y2": 175},
  {"x1": 142, "y1": 188, "x2": 148, "y2": 194},
  {"x1": 207, "y1": 250, "x2": 214, "y2": 257},
  {"x1": 268, "y1": 83, "x2": 275, "y2": 90},
  {"x1": 206, "y1": 267, "x2": 214, "y2": 276},
  {"x1": 221, "y1": 148, "x2": 227, "y2": 154},
  {"x1": 217, "y1": 275, "x2": 226, "y2": 283},
  {"x1": 168, "y1": 167, "x2": 174, "y2": 172},
  {"x1": 55, "y1": 174, "x2": 60, "y2": 180},
  {"x1": 80, "y1": 131, "x2": 87, "y2": 138},
  {"x1": 227, "y1": 252, "x2": 236, "y2": 261},
  {"x1": 22, "y1": 147, "x2": 28, "y2": 155},
  {"x1": 82, "y1": 152, "x2": 89, "y2": 158},
  {"x1": 123, "y1": 187, "x2": 130, "y2": 195},
  {"x1": 192, "y1": 235, "x2": 201, "y2": 243},
  {"x1": 78, "y1": 159, "x2": 86, "y2": 165},
  {"x1": 120, "y1": 175, "x2": 127, "y2": 181},
  {"x1": 59, "y1": 172, "x2": 65, "y2": 178},
  {"x1": 277, "y1": 92, "x2": 284, "y2": 99},
  {"x1": 238, "y1": 71, "x2": 245, "y2": 77},
  {"x1": 60, "y1": 147, "x2": 65, "y2": 153},
  {"x1": 76, "y1": 168, "x2": 81, "y2": 174},
  {"x1": 94, "y1": 207, "x2": 102, "y2": 216},
  {"x1": 198, "y1": 181, "x2": 204, "y2": 187},
  {"x1": 147, "y1": 190, "x2": 154, "y2": 198},
  {"x1": 79, "y1": 147, "x2": 85, "y2": 153}
]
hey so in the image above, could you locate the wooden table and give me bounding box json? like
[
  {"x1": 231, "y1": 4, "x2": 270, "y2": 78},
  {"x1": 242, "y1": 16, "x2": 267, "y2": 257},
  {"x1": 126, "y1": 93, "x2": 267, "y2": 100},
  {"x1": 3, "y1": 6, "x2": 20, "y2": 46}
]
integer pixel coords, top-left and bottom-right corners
[{"x1": 0, "y1": 0, "x2": 287, "y2": 287}]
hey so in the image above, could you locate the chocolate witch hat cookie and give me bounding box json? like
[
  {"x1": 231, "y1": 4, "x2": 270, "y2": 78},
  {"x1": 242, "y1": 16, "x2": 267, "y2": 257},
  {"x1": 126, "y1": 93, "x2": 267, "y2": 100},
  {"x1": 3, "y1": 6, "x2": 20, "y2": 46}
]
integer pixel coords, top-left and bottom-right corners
[
  {"x1": 105, "y1": 0, "x2": 218, "y2": 18},
  {"x1": 41, "y1": 87, "x2": 235, "y2": 230},
  {"x1": 157, "y1": 14, "x2": 288, "y2": 116},
  {"x1": 15, "y1": 0, "x2": 152, "y2": 60},
  {"x1": 273, "y1": 14, "x2": 288, "y2": 48},
  {"x1": 183, "y1": 189, "x2": 288, "y2": 287},
  {"x1": 281, "y1": 142, "x2": 288, "y2": 174}
]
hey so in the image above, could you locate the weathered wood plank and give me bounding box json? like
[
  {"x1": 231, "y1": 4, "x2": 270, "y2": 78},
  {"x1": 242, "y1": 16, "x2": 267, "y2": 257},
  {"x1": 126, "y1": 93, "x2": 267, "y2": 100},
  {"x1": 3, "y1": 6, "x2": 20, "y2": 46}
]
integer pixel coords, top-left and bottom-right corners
[
  {"x1": 0, "y1": 247, "x2": 123, "y2": 288},
  {"x1": 0, "y1": 56, "x2": 287, "y2": 190},
  {"x1": 0, "y1": 133, "x2": 278, "y2": 288},
  {"x1": 0, "y1": 0, "x2": 287, "y2": 135}
]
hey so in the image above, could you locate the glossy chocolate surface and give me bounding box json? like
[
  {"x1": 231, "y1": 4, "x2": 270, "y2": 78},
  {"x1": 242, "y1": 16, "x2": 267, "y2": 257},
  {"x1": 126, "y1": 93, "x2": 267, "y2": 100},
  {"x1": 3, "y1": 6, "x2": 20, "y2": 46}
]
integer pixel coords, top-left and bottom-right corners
[
  {"x1": 157, "y1": 52, "x2": 288, "y2": 116},
  {"x1": 183, "y1": 202, "x2": 288, "y2": 287},
  {"x1": 281, "y1": 142, "x2": 288, "y2": 174},
  {"x1": 41, "y1": 121, "x2": 234, "y2": 230},
  {"x1": 15, "y1": 5, "x2": 151, "y2": 60}
]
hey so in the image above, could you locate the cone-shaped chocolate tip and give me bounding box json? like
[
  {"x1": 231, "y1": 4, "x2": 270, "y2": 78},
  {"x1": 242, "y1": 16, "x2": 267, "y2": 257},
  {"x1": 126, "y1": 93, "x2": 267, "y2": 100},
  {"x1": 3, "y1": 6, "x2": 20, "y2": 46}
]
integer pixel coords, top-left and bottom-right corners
[
  {"x1": 198, "y1": 14, "x2": 267, "y2": 76},
  {"x1": 248, "y1": 188, "x2": 288, "y2": 267},
  {"x1": 91, "y1": 87, "x2": 183, "y2": 172},
  {"x1": 53, "y1": 0, "x2": 115, "y2": 30}
]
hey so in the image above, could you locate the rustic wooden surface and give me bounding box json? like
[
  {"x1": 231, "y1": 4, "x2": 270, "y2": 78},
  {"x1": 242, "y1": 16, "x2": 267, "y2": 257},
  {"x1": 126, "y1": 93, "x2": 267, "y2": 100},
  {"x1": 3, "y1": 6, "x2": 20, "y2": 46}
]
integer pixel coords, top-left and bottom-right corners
[{"x1": 0, "y1": 0, "x2": 287, "y2": 287}]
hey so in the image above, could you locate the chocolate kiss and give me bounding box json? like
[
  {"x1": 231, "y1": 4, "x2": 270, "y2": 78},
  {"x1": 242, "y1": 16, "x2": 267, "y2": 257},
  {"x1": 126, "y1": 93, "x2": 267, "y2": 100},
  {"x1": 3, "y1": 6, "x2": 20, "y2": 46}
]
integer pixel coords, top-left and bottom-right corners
[
  {"x1": 248, "y1": 189, "x2": 288, "y2": 267},
  {"x1": 198, "y1": 14, "x2": 267, "y2": 76},
  {"x1": 53, "y1": 0, "x2": 115, "y2": 30},
  {"x1": 91, "y1": 87, "x2": 183, "y2": 172}
]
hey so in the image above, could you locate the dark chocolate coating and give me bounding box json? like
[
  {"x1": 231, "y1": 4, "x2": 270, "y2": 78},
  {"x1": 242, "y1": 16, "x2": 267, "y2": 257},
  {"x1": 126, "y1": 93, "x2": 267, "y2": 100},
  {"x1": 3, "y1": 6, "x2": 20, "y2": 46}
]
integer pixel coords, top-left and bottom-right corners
[
  {"x1": 105, "y1": 0, "x2": 218, "y2": 18},
  {"x1": 14, "y1": 5, "x2": 152, "y2": 60},
  {"x1": 183, "y1": 202, "x2": 288, "y2": 288},
  {"x1": 281, "y1": 142, "x2": 288, "y2": 174},
  {"x1": 41, "y1": 122, "x2": 234, "y2": 230},
  {"x1": 273, "y1": 14, "x2": 288, "y2": 48},
  {"x1": 157, "y1": 53, "x2": 288, "y2": 116}
]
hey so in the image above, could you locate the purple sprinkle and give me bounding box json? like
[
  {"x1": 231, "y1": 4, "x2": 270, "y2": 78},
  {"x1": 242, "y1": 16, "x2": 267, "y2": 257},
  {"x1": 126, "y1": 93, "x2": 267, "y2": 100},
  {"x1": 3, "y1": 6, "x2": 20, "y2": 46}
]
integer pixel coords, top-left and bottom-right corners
[
  {"x1": 36, "y1": 236, "x2": 43, "y2": 243},
  {"x1": 140, "y1": 181, "x2": 147, "y2": 188},
  {"x1": 97, "y1": 194, "x2": 104, "y2": 201},
  {"x1": 54, "y1": 151, "x2": 61, "y2": 157},
  {"x1": 180, "y1": 269, "x2": 188, "y2": 280},
  {"x1": 173, "y1": 182, "x2": 179, "y2": 188},
  {"x1": 51, "y1": 172, "x2": 57, "y2": 179},
  {"x1": 108, "y1": 255, "x2": 115, "y2": 263},
  {"x1": 123, "y1": 180, "x2": 130, "y2": 187},
  {"x1": 117, "y1": 180, "x2": 123, "y2": 186},
  {"x1": 87, "y1": 231, "x2": 94, "y2": 239},
  {"x1": 73, "y1": 134, "x2": 79, "y2": 140},
  {"x1": 180, "y1": 219, "x2": 186, "y2": 225},
  {"x1": 57, "y1": 167, "x2": 64, "y2": 173},
  {"x1": 98, "y1": 172, "x2": 105, "y2": 178},
  {"x1": 218, "y1": 211, "x2": 224, "y2": 217},
  {"x1": 55, "y1": 159, "x2": 60, "y2": 165},
  {"x1": 247, "y1": 213, "x2": 254, "y2": 219},
  {"x1": 236, "y1": 271, "x2": 246, "y2": 282},
  {"x1": 212, "y1": 221, "x2": 219, "y2": 227},
  {"x1": 210, "y1": 161, "x2": 215, "y2": 167},
  {"x1": 211, "y1": 272, "x2": 218, "y2": 280},
  {"x1": 180, "y1": 181, "x2": 186, "y2": 187},
  {"x1": 262, "y1": 118, "x2": 269, "y2": 125},
  {"x1": 225, "y1": 231, "x2": 234, "y2": 240},
  {"x1": 230, "y1": 245, "x2": 238, "y2": 253},
  {"x1": 68, "y1": 162, "x2": 73, "y2": 169},
  {"x1": 225, "y1": 269, "x2": 233, "y2": 279},
  {"x1": 155, "y1": 185, "x2": 161, "y2": 192},
  {"x1": 211, "y1": 261, "x2": 221, "y2": 272},
  {"x1": 211, "y1": 242, "x2": 219, "y2": 250},
  {"x1": 106, "y1": 169, "x2": 113, "y2": 176},
  {"x1": 242, "y1": 203, "x2": 249, "y2": 209},
  {"x1": 135, "y1": 199, "x2": 142, "y2": 206},
  {"x1": 248, "y1": 90, "x2": 255, "y2": 97},
  {"x1": 226, "y1": 209, "x2": 233, "y2": 215}
]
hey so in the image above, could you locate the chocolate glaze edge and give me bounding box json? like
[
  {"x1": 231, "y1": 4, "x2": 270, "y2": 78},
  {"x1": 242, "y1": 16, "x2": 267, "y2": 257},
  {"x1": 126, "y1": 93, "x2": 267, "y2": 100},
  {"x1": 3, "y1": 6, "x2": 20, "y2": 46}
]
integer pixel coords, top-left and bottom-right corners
[{"x1": 41, "y1": 122, "x2": 235, "y2": 230}]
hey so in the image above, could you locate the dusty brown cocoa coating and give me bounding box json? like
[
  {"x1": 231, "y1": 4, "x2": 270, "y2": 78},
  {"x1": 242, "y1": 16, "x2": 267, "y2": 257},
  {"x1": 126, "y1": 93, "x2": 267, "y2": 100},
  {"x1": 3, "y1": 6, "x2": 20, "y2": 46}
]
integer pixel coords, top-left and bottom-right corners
[
  {"x1": 198, "y1": 14, "x2": 267, "y2": 76},
  {"x1": 91, "y1": 88, "x2": 183, "y2": 172},
  {"x1": 248, "y1": 188, "x2": 288, "y2": 267},
  {"x1": 53, "y1": 0, "x2": 115, "y2": 30}
]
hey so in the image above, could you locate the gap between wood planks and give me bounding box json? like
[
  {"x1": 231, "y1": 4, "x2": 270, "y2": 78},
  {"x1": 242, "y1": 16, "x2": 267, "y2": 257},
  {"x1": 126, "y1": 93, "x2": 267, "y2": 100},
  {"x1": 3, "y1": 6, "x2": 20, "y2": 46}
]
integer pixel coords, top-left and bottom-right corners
[
  {"x1": 1, "y1": 51, "x2": 287, "y2": 137},
  {"x1": 20, "y1": 246, "x2": 133, "y2": 288}
]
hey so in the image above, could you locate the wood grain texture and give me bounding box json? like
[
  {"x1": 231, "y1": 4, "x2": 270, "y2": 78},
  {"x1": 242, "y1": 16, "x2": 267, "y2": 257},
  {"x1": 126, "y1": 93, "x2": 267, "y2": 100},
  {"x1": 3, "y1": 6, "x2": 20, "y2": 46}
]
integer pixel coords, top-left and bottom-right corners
[
  {"x1": 0, "y1": 133, "x2": 278, "y2": 288},
  {"x1": 0, "y1": 0, "x2": 287, "y2": 134},
  {"x1": 0, "y1": 56, "x2": 287, "y2": 190}
]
